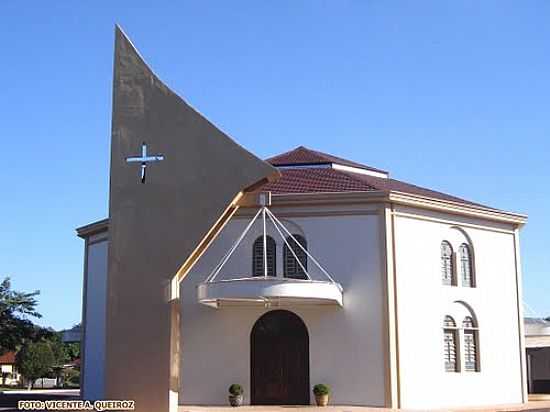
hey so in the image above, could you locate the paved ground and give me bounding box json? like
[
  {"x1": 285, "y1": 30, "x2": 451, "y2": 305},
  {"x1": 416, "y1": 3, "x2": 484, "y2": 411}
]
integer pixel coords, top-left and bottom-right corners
[
  {"x1": 179, "y1": 403, "x2": 550, "y2": 412},
  {"x1": 1, "y1": 392, "x2": 548, "y2": 412}
]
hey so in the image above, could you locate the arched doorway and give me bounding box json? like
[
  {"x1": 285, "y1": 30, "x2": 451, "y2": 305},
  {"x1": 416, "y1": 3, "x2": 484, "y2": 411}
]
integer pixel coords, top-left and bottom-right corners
[{"x1": 250, "y1": 310, "x2": 310, "y2": 405}]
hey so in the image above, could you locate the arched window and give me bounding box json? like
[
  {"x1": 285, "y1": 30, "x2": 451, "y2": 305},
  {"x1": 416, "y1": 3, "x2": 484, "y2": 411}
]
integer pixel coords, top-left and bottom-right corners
[
  {"x1": 284, "y1": 235, "x2": 307, "y2": 279},
  {"x1": 441, "y1": 241, "x2": 454, "y2": 285},
  {"x1": 460, "y1": 243, "x2": 474, "y2": 287},
  {"x1": 443, "y1": 316, "x2": 459, "y2": 372},
  {"x1": 253, "y1": 236, "x2": 276, "y2": 277},
  {"x1": 462, "y1": 316, "x2": 479, "y2": 371}
]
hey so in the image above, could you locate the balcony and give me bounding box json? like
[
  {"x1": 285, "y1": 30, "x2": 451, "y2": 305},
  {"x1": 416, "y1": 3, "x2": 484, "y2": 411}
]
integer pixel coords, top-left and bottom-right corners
[
  {"x1": 196, "y1": 198, "x2": 343, "y2": 309},
  {"x1": 198, "y1": 276, "x2": 343, "y2": 308}
]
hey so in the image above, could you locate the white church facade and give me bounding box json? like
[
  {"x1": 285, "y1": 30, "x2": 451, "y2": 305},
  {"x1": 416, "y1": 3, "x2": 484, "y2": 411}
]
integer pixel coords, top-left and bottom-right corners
[{"x1": 78, "y1": 145, "x2": 528, "y2": 409}]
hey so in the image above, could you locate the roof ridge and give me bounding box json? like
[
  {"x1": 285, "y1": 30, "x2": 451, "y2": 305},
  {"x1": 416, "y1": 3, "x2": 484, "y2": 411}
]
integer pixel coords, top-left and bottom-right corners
[
  {"x1": 266, "y1": 146, "x2": 388, "y2": 174},
  {"x1": 330, "y1": 167, "x2": 385, "y2": 191}
]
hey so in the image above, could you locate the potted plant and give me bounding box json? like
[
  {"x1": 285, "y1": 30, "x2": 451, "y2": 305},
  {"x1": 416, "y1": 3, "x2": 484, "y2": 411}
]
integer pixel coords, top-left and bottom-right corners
[
  {"x1": 313, "y1": 383, "x2": 330, "y2": 406},
  {"x1": 228, "y1": 384, "x2": 244, "y2": 407}
]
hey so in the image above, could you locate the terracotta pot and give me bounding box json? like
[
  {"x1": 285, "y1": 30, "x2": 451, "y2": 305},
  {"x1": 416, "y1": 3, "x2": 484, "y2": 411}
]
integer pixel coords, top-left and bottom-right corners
[
  {"x1": 315, "y1": 394, "x2": 329, "y2": 406},
  {"x1": 228, "y1": 394, "x2": 243, "y2": 407}
]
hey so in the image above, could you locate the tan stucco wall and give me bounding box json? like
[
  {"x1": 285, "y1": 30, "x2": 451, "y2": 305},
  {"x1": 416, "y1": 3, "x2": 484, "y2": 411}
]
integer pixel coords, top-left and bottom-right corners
[{"x1": 104, "y1": 27, "x2": 278, "y2": 412}]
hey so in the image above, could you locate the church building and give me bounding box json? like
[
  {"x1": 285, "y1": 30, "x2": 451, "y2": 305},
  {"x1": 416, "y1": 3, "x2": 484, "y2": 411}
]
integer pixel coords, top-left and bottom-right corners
[
  {"x1": 78, "y1": 144, "x2": 527, "y2": 409},
  {"x1": 76, "y1": 28, "x2": 528, "y2": 410}
]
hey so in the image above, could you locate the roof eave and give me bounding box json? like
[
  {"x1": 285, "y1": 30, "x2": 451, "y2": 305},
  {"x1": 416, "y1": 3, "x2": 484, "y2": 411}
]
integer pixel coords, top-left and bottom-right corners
[
  {"x1": 75, "y1": 189, "x2": 527, "y2": 237},
  {"x1": 388, "y1": 191, "x2": 527, "y2": 226},
  {"x1": 271, "y1": 190, "x2": 527, "y2": 226},
  {"x1": 76, "y1": 218, "x2": 109, "y2": 238},
  {"x1": 269, "y1": 190, "x2": 389, "y2": 206}
]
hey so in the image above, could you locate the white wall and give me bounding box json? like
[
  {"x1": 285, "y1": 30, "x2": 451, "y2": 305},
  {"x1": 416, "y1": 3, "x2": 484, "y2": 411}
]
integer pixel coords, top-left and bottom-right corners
[
  {"x1": 1, "y1": 364, "x2": 19, "y2": 385},
  {"x1": 80, "y1": 201, "x2": 525, "y2": 408},
  {"x1": 82, "y1": 236, "x2": 108, "y2": 400},
  {"x1": 392, "y1": 206, "x2": 524, "y2": 408},
  {"x1": 180, "y1": 205, "x2": 387, "y2": 406},
  {"x1": 1, "y1": 364, "x2": 13, "y2": 373}
]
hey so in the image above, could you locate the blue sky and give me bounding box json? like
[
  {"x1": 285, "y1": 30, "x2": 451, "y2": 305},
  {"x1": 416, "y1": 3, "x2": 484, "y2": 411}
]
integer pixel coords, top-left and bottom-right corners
[{"x1": 0, "y1": 1, "x2": 548, "y2": 330}]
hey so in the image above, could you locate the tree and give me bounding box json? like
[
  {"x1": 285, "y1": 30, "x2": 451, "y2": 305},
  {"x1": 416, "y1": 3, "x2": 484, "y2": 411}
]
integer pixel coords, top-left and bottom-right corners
[
  {"x1": 43, "y1": 333, "x2": 68, "y2": 388},
  {"x1": 15, "y1": 342, "x2": 54, "y2": 390},
  {"x1": 64, "y1": 323, "x2": 81, "y2": 362},
  {"x1": 64, "y1": 368, "x2": 80, "y2": 388},
  {"x1": 0, "y1": 277, "x2": 41, "y2": 354},
  {"x1": 46, "y1": 333, "x2": 68, "y2": 366},
  {"x1": 65, "y1": 342, "x2": 80, "y2": 361}
]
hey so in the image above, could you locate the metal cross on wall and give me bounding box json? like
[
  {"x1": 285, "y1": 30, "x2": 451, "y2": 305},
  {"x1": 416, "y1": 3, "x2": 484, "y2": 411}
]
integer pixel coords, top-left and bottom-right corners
[{"x1": 126, "y1": 142, "x2": 165, "y2": 183}]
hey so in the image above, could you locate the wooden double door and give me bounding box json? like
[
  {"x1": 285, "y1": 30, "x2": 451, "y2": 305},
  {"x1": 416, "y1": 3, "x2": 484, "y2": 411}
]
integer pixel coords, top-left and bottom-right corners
[{"x1": 251, "y1": 310, "x2": 310, "y2": 405}]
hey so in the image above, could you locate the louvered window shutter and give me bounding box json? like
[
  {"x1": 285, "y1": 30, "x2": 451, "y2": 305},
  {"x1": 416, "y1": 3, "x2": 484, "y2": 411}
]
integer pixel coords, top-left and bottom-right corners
[
  {"x1": 444, "y1": 329, "x2": 458, "y2": 372},
  {"x1": 443, "y1": 316, "x2": 458, "y2": 372},
  {"x1": 284, "y1": 235, "x2": 308, "y2": 279},
  {"x1": 252, "y1": 236, "x2": 276, "y2": 277},
  {"x1": 441, "y1": 241, "x2": 454, "y2": 285},
  {"x1": 463, "y1": 316, "x2": 478, "y2": 371},
  {"x1": 460, "y1": 243, "x2": 474, "y2": 287},
  {"x1": 463, "y1": 330, "x2": 477, "y2": 371}
]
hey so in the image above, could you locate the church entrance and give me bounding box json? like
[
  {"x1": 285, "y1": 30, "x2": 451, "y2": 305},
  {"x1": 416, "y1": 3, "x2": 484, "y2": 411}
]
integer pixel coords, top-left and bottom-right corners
[{"x1": 250, "y1": 310, "x2": 310, "y2": 405}]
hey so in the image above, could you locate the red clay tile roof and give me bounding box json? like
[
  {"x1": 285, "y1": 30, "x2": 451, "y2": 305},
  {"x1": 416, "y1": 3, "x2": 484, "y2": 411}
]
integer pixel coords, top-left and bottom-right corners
[
  {"x1": 267, "y1": 146, "x2": 388, "y2": 174},
  {"x1": 345, "y1": 171, "x2": 492, "y2": 208},
  {"x1": 0, "y1": 351, "x2": 16, "y2": 364},
  {"x1": 263, "y1": 147, "x2": 492, "y2": 209},
  {"x1": 262, "y1": 167, "x2": 378, "y2": 194}
]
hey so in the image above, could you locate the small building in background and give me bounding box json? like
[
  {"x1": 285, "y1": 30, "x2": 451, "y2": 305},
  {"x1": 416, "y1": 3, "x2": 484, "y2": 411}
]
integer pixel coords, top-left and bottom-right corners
[
  {"x1": 0, "y1": 351, "x2": 21, "y2": 386},
  {"x1": 525, "y1": 317, "x2": 550, "y2": 394}
]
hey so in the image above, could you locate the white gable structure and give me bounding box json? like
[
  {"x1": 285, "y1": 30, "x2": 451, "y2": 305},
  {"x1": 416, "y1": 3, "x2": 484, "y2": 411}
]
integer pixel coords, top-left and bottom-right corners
[{"x1": 78, "y1": 146, "x2": 527, "y2": 409}]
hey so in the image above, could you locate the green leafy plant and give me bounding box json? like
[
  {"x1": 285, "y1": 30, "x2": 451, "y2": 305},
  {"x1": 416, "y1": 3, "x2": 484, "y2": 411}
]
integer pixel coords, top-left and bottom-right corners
[
  {"x1": 0, "y1": 277, "x2": 42, "y2": 354},
  {"x1": 65, "y1": 342, "x2": 80, "y2": 362},
  {"x1": 65, "y1": 368, "x2": 80, "y2": 388},
  {"x1": 15, "y1": 341, "x2": 54, "y2": 390},
  {"x1": 313, "y1": 384, "x2": 330, "y2": 396},
  {"x1": 228, "y1": 384, "x2": 243, "y2": 396}
]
